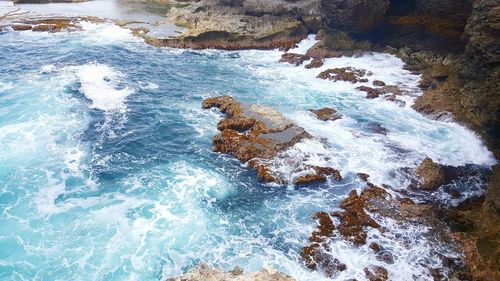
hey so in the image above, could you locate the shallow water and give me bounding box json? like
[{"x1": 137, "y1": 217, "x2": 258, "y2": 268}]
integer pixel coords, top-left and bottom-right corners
[
  {"x1": 14, "y1": 0, "x2": 186, "y2": 37},
  {"x1": 0, "y1": 24, "x2": 496, "y2": 281}
]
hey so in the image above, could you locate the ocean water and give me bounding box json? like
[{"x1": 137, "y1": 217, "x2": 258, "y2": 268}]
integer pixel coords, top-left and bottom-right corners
[{"x1": 0, "y1": 23, "x2": 496, "y2": 281}]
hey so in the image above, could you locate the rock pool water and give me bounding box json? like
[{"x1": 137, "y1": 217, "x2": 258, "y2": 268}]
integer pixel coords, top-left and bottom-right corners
[{"x1": 0, "y1": 23, "x2": 496, "y2": 280}]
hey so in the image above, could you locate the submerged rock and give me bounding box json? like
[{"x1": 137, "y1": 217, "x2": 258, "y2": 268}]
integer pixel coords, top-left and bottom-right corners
[
  {"x1": 308, "y1": 107, "x2": 342, "y2": 121},
  {"x1": 203, "y1": 96, "x2": 342, "y2": 185},
  {"x1": 317, "y1": 67, "x2": 371, "y2": 83},
  {"x1": 416, "y1": 158, "x2": 446, "y2": 191},
  {"x1": 166, "y1": 264, "x2": 295, "y2": 281}
]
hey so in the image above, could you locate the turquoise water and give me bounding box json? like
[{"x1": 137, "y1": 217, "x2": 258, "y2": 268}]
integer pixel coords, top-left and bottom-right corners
[{"x1": 0, "y1": 23, "x2": 496, "y2": 281}]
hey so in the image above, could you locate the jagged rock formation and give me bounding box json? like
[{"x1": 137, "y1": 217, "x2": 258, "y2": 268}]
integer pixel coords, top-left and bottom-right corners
[
  {"x1": 439, "y1": 165, "x2": 500, "y2": 281},
  {"x1": 203, "y1": 96, "x2": 342, "y2": 185},
  {"x1": 308, "y1": 108, "x2": 342, "y2": 121},
  {"x1": 416, "y1": 158, "x2": 446, "y2": 191},
  {"x1": 317, "y1": 67, "x2": 371, "y2": 83},
  {"x1": 148, "y1": 0, "x2": 321, "y2": 49},
  {"x1": 300, "y1": 179, "x2": 457, "y2": 278},
  {"x1": 166, "y1": 264, "x2": 295, "y2": 281}
]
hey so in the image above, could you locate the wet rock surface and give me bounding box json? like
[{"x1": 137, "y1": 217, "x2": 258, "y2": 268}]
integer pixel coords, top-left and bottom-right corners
[
  {"x1": 364, "y1": 265, "x2": 389, "y2": 281},
  {"x1": 317, "y1": 67, "x2": 372, "y2": 83},
  {"x1": 308, "y1": 107, "x2": 342, "y2": 122},
  {"x1": 203, "y1": 96, "x2": 342, "y2": 185},
  {"x1": 166, "y1": 264, "x2": 295, "y2": 281},
  {"x1": 416, "y1": 158, "x2": 446, "y2": 191},
  {"x1": 305, "y1": 58, "x2": 324, "y2": 69},
  {"x1": 279, "y1": 53, "x2": 310, "y2": 66},
  {"x1": 440, "y1": 165, "x2": 500, "y2": 281},
  {"x1": 10, "y1": 17, "x2": 82, "y2": 32},
  {"x1": 356, "y1": 85, "x2": 404, "y2": 100}
]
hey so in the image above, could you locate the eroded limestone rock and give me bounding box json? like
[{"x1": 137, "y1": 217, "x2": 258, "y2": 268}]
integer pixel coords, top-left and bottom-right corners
[
  {"x1": 166, "y1": 264, "x2": 295, "y2": 281},
  {"x1": 279, "y1": 53, "x2": 310, "y2": 66},
  {"x1": 203, "y1": 96, "x2": 342, "y2": 185},
  {"x1": 308, "y1": 108, "x2": 342, "y2": 122},
  {"x1": 317, "y1": 67, "x2": 372, "y2": 83},
  {"x1": 416, "y1": 158, "x2": 446, "y2": 191}
]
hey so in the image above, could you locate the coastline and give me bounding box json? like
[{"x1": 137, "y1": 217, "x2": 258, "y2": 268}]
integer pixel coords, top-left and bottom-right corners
[{"x1": 1, "y1": 1, "x2": 498, "y2": 280}]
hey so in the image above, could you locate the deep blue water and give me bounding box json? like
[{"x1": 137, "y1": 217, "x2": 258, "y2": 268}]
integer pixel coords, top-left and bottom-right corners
[{"x1": 0, "y1": 23, "x2": 496, "y2": 281}]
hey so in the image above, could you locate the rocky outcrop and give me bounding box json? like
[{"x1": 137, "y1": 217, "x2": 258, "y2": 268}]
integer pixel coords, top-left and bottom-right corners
[
  {"x1": 305, "y1": 30, "x2": 372, "y2": 59},
  {"x1": 10, "y1": 17, "x2": 83, "y2": 32},
  {"x1": 416, "y1": 158, "x2": 446, "y2": 191},
  {"x1": 203, "y1": 96, "x2": 342, "y2": 185},
  {"x1": 364, "y1": 266, "x2": 389, "y2": 281},
  {"x1": 305, "y1": 58, "x2": 323, "y2": 69},
  {"x1": 154, "y1": 0, "x2": 318, "y2": 50},
  {"x1": 463, "y1": 0, "x2": 500, "y2": 68},
  {"x1": 166, "y1": 264, "x2": 295, "y2": 281},
  {"x1": 300, "y1": 173, "x2": 473, "y2": 278},
  {"x1": 279, "y1": 53, "x2": 310, "y2": 66},
  {"x1": 441, "y1": 165, "x2": 500, "y2": 281},
  {"x1": 356, "y1": 85, "x2": 404, "y2": 99},
  {"x1": 317, "y1": 67, "x2": 371, "y2": 83},
  {"x1": 308, "y1": 108, "x2": 342, "y2": 121}
]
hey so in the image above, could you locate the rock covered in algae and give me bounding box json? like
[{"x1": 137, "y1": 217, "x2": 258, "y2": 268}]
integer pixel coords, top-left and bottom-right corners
[{"x1": 203, "y1": 96, "x2": 342, "y2": 185}]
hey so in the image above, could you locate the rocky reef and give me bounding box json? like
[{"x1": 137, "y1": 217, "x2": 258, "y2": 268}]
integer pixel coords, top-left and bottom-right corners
[
  {"x1": 203, "y1": 96, "x2": 342, "y2": 186},
  {"x1": 4, "y1": 0, "x2": 498, "y2": 279},
  {"x1": 299, "y1": 173, "x2": 462, "y2": 279},
  {"x1": 166, "y1": 264, "x2": 294, "y2": 281}
]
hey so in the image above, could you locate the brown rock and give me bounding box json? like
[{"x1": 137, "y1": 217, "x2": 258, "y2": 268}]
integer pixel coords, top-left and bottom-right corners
[
  {"x1": 308, "y1": 108, "x2": 342, "y2": 121},
  {"x1": 166, "y1": 264, "x2": 295, "y2": 281},
  {"x1": 11, "y1": 24, "x2": 32, "y2": 31},
  {"x1": 369, "y1": 242, "x2": 381, "y2": 253},
  {"x1": 357, "y1": 85, "x2": 405, "y2": 99},
  {"x1": 373, "y1": 80, "x2": 386, "y2": 86},
  {"x1": 305, "y1": 58, "x2": 324, "y2": 69},
  {"x1": 445, "y1": 165, "x2": 500, "y2": 281},
  {"x1": 217, "y1": 117, "x2": 255, "y2": 131},
  {"x1": 279, "y1": 53, "x2": 310, "y2": 66},
  {"x1": 364, "y1": 266, "x2": 389, "y2": 281},
  {"x1": 317, "y1": 67, "x2": 371, "y2": 83},
  {"x1": 203, "y1": 96, "x2": 342, "y2": 185},
  {"x1": 312, "y1": 166, "x2": 342, "y2": 181},
  {"x1": 331, "y1": 187, "x2": 386, "y2": 245},
  {"x1": 356, "y1": 86, "x2": 380, "y2": 99},
  {"x1": 357, "y1": 173, "x2": 370, "y2": 182},
  {"x1": 305, "y1": 30, "x2": 371, "y2": 59},
  {"x1": 309, "y1": 212, "x2": 335, "y2": 242},
  {"x1": 416, "y1": 158, "x2": 445, "y2": 191},
  {"x1": 293, "y1": 174, "x2": 327, "y2": 186}
]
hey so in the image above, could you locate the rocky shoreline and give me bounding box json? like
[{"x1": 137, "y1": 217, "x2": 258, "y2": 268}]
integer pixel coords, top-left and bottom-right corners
[{"x1": 1, "y1": 0, "x2": 498, "y2": 280}]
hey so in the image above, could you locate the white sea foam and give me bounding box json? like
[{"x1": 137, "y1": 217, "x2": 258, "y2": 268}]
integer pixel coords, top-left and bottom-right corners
[
  {"x1": 79, "y1": 21, "x2": 136, "y2": 44},
  {"x1": 288, "y1": 34, "x2": 318, "y2": 55},
  {"x1": 234, "y1": 47, "x2": 496, "y2": 187},
  {"x1": 39, "y1": 64, "x2": 57, "y2": 74},
  {"x1": 70, "y1": 63, "x2": 133, "y2": 112}
]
